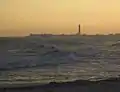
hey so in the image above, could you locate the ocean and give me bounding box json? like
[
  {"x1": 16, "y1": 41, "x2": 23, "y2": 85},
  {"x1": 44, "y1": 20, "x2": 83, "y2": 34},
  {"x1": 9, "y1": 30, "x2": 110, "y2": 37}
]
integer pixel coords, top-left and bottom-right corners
[{"x1": 0, "y1": 35, "x2": 120, "y2": 86}]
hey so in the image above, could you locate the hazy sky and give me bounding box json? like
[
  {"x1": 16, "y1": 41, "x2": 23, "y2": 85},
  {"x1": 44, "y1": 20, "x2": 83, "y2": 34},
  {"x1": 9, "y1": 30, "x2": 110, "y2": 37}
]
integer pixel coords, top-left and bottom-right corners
[{"x1": 0, "y1": 0, "x2": 120, "y2": 36}]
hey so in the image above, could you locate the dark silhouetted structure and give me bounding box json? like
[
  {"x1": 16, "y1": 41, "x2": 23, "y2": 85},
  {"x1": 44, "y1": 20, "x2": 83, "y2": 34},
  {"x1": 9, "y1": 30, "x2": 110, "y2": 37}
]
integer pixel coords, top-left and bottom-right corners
[
  {"x1": 76, "y1": 24, "x2": 81, "y2": 35},
  {"x1": 78, "y1": 24, "x2": 81, "y2": 35}
]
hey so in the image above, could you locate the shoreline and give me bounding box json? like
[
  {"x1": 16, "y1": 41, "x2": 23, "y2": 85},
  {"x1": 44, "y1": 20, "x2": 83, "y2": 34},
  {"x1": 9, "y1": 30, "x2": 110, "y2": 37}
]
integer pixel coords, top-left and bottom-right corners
[
  {"x1": 0, "y1": 76, "x2": 119, "y2": 88},
  {"x1": 0, "y1": 77, "x2": 120, "y2": 92}
]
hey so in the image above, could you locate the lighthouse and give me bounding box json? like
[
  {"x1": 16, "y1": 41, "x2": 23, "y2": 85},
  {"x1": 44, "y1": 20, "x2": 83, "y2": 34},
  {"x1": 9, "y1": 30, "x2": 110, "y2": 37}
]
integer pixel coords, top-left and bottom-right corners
[
  {"x1": 78, "y1": 24, "x2": 81, "y2": 35},
  {"x1": 76, "y1": 24, "x2": 81, "y2": 35}
]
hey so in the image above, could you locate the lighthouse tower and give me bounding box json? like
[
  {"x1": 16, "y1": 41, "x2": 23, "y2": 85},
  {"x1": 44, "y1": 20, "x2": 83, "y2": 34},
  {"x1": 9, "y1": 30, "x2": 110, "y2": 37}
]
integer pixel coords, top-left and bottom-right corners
[{"x1": 78, "y1": 24, "x2": 81, "y2": 35}]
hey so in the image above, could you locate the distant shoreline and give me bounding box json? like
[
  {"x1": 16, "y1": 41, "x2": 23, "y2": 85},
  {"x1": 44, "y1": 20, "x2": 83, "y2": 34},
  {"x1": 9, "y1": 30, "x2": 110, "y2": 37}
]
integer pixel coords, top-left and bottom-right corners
[{"x1": 0, "y1": 33, "x2": 120, "y2": 38}]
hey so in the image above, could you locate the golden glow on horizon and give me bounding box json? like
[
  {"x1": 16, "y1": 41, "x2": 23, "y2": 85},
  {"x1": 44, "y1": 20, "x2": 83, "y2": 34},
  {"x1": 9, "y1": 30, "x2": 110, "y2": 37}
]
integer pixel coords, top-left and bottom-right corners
[{"x1": 0, "y1": 0, "x2": 120, "y2": 36}]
